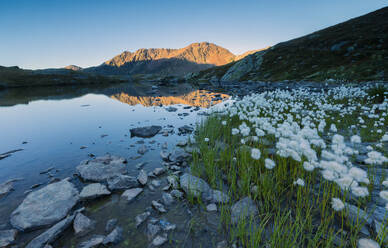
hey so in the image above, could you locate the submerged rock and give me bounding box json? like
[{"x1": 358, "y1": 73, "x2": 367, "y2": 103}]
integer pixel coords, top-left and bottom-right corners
[
  {"x1": 152, "y1": 201, "x2": 167, "y2": 213},
  {"x1": 26, "y1": 214, "x2": 75, "y2": 248},
  {"x1": 0, "y1": 229, "x2": 17, "y2": 247},
  {"x1": 230, "y1": 197, "x2": 258, "y2": 225},
  {"x1": 10, "y1": 179, "x2": 79, "y2": 231},
  {"x1": 0, "y1": 180, "x2": 14, "y2": 200},
  {"x1": 162, "y1": 193, "x2": 174, "y2": 206},
  {"x1": 121, "y1": 188, "x2": 143, "y2": 202},
  {"x1": 76, "y1": 155, "x2": 127, "y2": 182},
  {"x1": 146, "y1": 223, "x2": 161, "y2": 240},
  {"x1": 73, "y1": 213, "x2": 95, "y2": 236},
  {"x1": 107, "y1": 175, "x2": 138, "y2": 191},
  {"x1": 79, "y1": 183, "x2": 111, "y2": 200},
  {"x1": 105, "y1": 219, "x2": 118, "y2": 233},
  {"x1": 77, "y1": 235, "x2": 105, "y2": 248},
  {"x1": 180, "y1": 173, "x2": 211, "y2": 198},
  {"x1": 135, "y1": 212, "x2": 151, "y2": 227},
  {"x1": 130, "y1": 126, "x2": 162, "y2": 138}
]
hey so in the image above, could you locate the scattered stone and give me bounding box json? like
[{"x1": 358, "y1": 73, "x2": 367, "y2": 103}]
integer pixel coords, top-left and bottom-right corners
[
  {"x1": 0, "y1": 229, "x2": 17, "y2": 247},
  {"x1": 76, "y1": 155, "x2": 127, "y2": 182},
  {"x1": 161, "y1": 142, "x2": 168, "y2": 150},
  {"x1": 107, "y1": 175, "x2": 138, "y2": 191},
  {"x1": 151, "y1": 180, "x2": 161, "y2": 188},
  {"x1": 80, "y1": 146, "x2": 88, "y2": 149},
  {"x1": 147, "y1": 223, "x2": 161, "y2": 240},
  {"x1": 159, "y1": 220, "x2": 176, "y2": 231},
  {"x1": 77, "y1": 235, "x2": 105, "y2": 248},
  {"x1": 178, "y1": 125, "x2": 194, "y2": 134},
  {"x1": 167, "y1": 176, "x2": 179, "y2": 189},
  {"x1": 130, "y1": 126, "x2": 162, "y2": 138},
  {"x1": 0, "y1": 180, "x2": 14, "y2": 200},
  {"x1": 135, "y1": 212, "x2": 151, "y2": 227},
  {"x1": 231, "y1": 197, "x2": 259, "y2": 225},
  {"x1": 152, "y1": 234, "x2": 168, "y2": 246},
  {"x1": 137, "y1": 170, "x2": 148, "y2": 186},
  {"x1": 216, "y1": 240, "x2": 228, "y2": 248},
  {"x1": 165, "y1": 107, "x2": 178, "y2": 112},
  {"x1": 162, "y1": 193, "x2": 174, "y2": 206},
  {"x1": 180, "y1": 173, "x2": 211, "y2": 198},
  {"x1": 212, "y1": 190, "x2": 229, "y2": 204},
  {"x1": 121, "y1": 188, "x2": 143, "y2": 202},
  {"x1": 103, "y1": 226, "x2": 123, "y2": 245},
  {"x1": 170, "y1": 190, "x2": 183, "y2": 199},
  {"x1": 73, "y1": 213, "x2": 95, "y2": 236},
  {"x1": 152, "y1": 167, "x2": 166, "y2": 177},
  {"x1": 137, "y1": 145, "x2": 148, "y2": 155},
  {"x1": 169, "y1": 149, "x2": 191, "y2": 164},
  {"x1": 10, "y1": 179, "x2": 79, "y2": 231},
  {"x1": 160, "y1": 151, "x2": 170, "y2": 161},
  {"x1": 357, "y1": 238, "x2": 380, "y2": 248},
  {"x1": 207, "y1": 203, "x2": 217, "y2": 212},
  {"x1": 25, "y1": 214, "x2": 75, "y2": 248},
  {"x1": 176, "y1": 140, "x2": 187, "y2": 147},
  {"x1": 80, "y1": 183, "x2": 110, "y2": 200},
  {"x1": 152, "y1": 201, "x2": 167, "y2": 213},
  {"x1": 135, "y1": 161, "x2": 147, "y2": 169},
  {"x1": 105, "y1": 219, "x2": 118, "y2": 233},
  {"x1": 40, "y1": 167, "x2": 55, "y2": 174}
]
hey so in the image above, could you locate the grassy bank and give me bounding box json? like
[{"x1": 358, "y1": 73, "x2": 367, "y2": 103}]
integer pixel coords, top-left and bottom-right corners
[{"x1": 188, "y1": 84, "x2": 388, "y2": 247}]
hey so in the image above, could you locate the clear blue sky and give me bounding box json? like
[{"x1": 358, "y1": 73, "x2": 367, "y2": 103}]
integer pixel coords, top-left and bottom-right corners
[{"x1": 0, "y1": 0, "x2": 386, "y2": 69}]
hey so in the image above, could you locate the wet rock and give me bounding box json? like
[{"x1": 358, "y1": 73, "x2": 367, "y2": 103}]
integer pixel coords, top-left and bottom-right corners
[
  {"x1": 10, "y1": 179, "x2": 79, "y2": 231},
  {"x1": 107, "y1": 175, "x2": 138, "y2": 191},
  {"x1": 176, "y1": 140, "x2": 187, "y2": 147},
  {"x1": 160, "y1": 151, "x2": 170, "y2": 161},
  {"x1": 152, "y1": 234, "x2": 168, "y2": 246},
  {"x1": 207, "y1": 203, "x2": 217, "y2": 212},
  {"x1": 135, "y1": 212, "x2": 151, "y2": 227},
  {"x1": 121, "y1": 188, "x2": 143, "y2": 202},
  {"x1": 77, "y1": 235, "x2": 105, "y2": 248},
  {"x1": 212, "y1": 190, "x2": 229, "y2": 204},
  {"x1": 170, "y1": 190, "x2": 183, "y2": 199},
  {"x1": 135, "y1": 161, "x2": 147, "y2": 169},
  {"x1": 147, "y1": 223, "x2": 161, "y2": 239},
  {"x1": 167, "y1": 176, "x2": 179, "y2": 189},
  {"x1": 105, "y1": 219, "x2": 117, "y2": 233},
  {"x1": 178, "y1": 125, "x2": 194, "y2": 134},
  {"x1": 26, "y1": 214, "x2": 75, "y2": 248},
  {"x1": 80, "y1": 183, "x2": 110, "y2": 200},
  {"x1": 73, "y1": 213, "x2": 95, "y2": 236},
  {"x1": 0, "y1": 229, "x2": 17, "y2": 247},
  {"x1": 130, "y1": 126, "x2": 162, "y2": 138},
  {"x1": 169, "y1": 149, "x2": 191, "y2": 164},
  {"x1": 151, "y1": 180, "x2": 161, "y2": 188},
  {"x1": 103, "y1": 226, "x2": 123, "y2": 245},
  {"x1": 0, "y1": 180, "x2": 14, "y2": 200},
  {"x1": 162, "y1": 193, "x2": 174, "y2": 206},
  {"x1": 231, "y1": 197, "x2": 259, "y2": 225},
  {"x1": 152, "y1": 201, "x2": 167, "y2": 213},
  {"x1": 31, "y1": 183, "x2": 43, "y2": 189},
  {"x1": 152, "y1": 167, "x2": 166, "y2": 177},
  {"x1": 76, "y1": 155, "x2": 127, "y2": 182},
  {"x1": 161, "y1": 142, "x2": 168, "y2": 150},
  {"x1": 165, "y1": 107, "x2": 178, "y2": 112},
  {"x1": 180, "y1": 173, "x2": 211, "y2": 198},
  {"x1": 137, "y1": 145, "x2": 148, "y2": 155},
  {"x1": 216, "y1": 240, "x2": 228, "y2": 248},
  {"x1": 159, "y1": 220, "x2": 176, "y2": 231},
  {"x1": 137, "y1": 170, "x2": 148, "y2": 186}
]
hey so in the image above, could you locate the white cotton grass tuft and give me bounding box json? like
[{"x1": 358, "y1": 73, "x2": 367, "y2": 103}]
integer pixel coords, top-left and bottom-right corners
[
  {"x1": 251, "y1": 148, "x2": 261, "y2": 160},
  {"x1": 331, "y1": 198, "x2": 345, "y2": 211},
  {"x1": 264, "y1": 158, "x2": 275, "y2": 169},
  {"x1": 303, "y1": 161, "x2": 315, "y2": 172},
  {"x1": 351, "y1": 186, "x2": 369, "y2": 198},
  {"x1": 357, "y1": 238, "x2": 380, "y2": 248},
  {"x1": 221, "y1": 120, "x2": 227, "y2": 126},
  {"x1": 379, "y1": 190, "x2": 388, "y2": 202},
  {"x1": 293, "y1": 178, "x2": 305, "y2": 187},
  {"x1": 330, "y1": 124, "x2": 337, "y2": 132},
  {"x1": 232, "y1": 128, "x2": 240, "y2": 135},
  {"x1": 204, "y1": 138, "x2": 209, "y2": 142},
  {"x1": 350, "y1": 135, "x2": 361, "y2": 143},
  {"x1": 365, "y1": 151, "x2": 388, "y2": 165},
  {"x1": 382, "y1": 179, "x2": 388, "y2": 187}
]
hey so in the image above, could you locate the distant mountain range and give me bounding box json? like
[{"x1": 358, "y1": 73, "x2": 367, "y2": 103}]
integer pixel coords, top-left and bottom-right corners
[
  {"x1": 190, "y1": 7, "x2": 387, "y2": 82},
  {"x1": 83, "y1": 42, "x2": 257, "y2": 76}
]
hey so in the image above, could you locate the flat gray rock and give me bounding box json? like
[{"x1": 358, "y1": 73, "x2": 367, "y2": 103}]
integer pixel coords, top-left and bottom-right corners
[
  {"x1": 231, "y1": 197, "x2": 258, "y2": 225},
  {"x1": 130, "y1": 126, "x2": 162, "y2": 138},
  {"x1": 212, "y1": 190, "x2": 229, "y2": 204},
  {"x1": 137, "y1": 170, "x2": 148, "y2": 186},
  {"x1": 207, "y1": 203, "x2": 217, "y2": 212},
  {"x1": 80, "y1": 183, "x2": 110, "y2": 200},
  {"x1": 103, "y1": 226, "x2": 123, "y2": 245},
  {"x1": 26, "y1": 214, "x2": 75, "y2": 248},
  {"x1": 180, "y1": 173, "x2": 211, "y2": 198},
  {"x1": 121, "y1": 188, "x2": 143, "y2": 202},
  {"x1": 107, "y1": 175, "x2": 138, "y2": 191},
  {"x1": 76, "y1": 155, "x2": 127, "y2": 182},
  {"x1": 0, "y1": 229, "x2": 17, "y2": 247},
  {"x1": 77, "y1": 235, "x2": 105, "y2": 248},
  {"x1": 10, "y1": 179, "x2": 79, "y2": 231},
  {"x1": 169, "y1": 149, "x2": 191, "y2": 164},
  {"x1": 135, "y1": 212, "x2": 151, "y2": 227},
  {"x1": 73, "y1": 213, "x2": 95, "y2": 236}
]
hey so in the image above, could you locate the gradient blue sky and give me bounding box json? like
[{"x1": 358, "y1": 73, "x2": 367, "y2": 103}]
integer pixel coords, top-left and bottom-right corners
[{"x1": 0, "y1": 0, "x2": 386, "y2": 69}]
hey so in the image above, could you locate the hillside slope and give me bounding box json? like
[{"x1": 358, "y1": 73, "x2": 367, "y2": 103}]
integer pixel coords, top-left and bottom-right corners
[{"x1": 189, "y1": 7, "x2": 388, "y2": 82}]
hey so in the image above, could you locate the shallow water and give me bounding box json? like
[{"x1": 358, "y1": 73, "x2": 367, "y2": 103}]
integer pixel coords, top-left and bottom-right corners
[{"x1": 0, "y1": 83, "x2": 229, "y2": 247}]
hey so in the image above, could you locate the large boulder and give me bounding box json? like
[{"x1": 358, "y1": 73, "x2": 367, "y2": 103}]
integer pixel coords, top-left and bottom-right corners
[
  {"x1": 231, "y1": 197, "x2": 258, "y2": 225},
  {"x1": 76, "y1": 155, "x2": 127, "y2": 182},
  {"x1": 130, "y1": 126, "x2": 162, "y2": 138},
  {"x1": 10, "y1": 179, "x2": 79, "y2": 231},
  {"x1": 25, "y1": 214, "x2": 75, "y2": 248},
  {"x1": 180, "y1": 174, "x2": 211, "y2": 199}
]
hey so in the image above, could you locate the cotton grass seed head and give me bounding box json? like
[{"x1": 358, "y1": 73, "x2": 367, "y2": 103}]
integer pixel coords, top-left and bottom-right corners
[
  {"x1": 251, "y1": 148, "x2": 261, "y2": 160},
  {"x1": 379, "y1": 190, "x2": 388, "y2": 202},
  {"x1": 331, "y1": 198, "x2": 345, "y2": 211},
  {"x1": 264, "y1": 158, "x2": 275, "y2": 169},
  {"x1": 293, "y1": 178, "x2": 305, "y2": 187}
]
